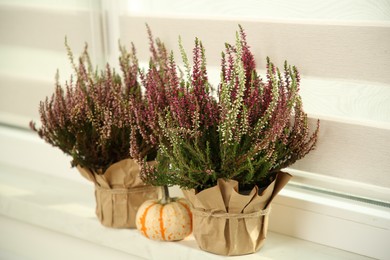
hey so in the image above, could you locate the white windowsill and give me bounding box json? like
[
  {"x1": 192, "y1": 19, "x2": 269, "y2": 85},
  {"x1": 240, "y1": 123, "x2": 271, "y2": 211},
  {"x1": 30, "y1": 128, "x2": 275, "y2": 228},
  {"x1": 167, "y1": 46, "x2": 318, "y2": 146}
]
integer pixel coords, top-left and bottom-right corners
[
  {"x1": 0, "y1": 126, "x2": 389, "y2": 259},
  {"x1": 0, "y1": 163, "x2": 374, "y2": 260}
]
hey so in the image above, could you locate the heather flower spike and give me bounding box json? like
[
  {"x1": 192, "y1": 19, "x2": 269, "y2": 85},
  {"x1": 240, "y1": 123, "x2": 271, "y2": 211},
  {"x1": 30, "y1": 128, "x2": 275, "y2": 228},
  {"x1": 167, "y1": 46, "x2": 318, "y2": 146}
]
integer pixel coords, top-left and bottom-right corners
[
  {"x1": 30, "y1": 27, "x2": 173, "y2": 173},
  {"x1": 142, "y1": 26, "x2": 319, "y2": 191}
]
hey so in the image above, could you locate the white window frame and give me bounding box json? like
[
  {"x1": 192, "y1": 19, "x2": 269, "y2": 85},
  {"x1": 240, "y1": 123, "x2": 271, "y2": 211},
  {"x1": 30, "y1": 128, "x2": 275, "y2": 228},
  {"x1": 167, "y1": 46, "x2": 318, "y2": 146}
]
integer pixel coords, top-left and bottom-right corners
[{"x1": 1, "y1": 1, "x2": 390, "y2": 258}]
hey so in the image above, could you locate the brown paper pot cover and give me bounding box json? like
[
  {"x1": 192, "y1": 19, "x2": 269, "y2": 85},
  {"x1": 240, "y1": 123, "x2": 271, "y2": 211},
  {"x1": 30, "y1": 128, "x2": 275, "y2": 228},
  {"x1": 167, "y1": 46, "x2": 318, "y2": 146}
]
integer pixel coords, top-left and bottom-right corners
[
  {"x1": 183, "y1": 171, "x2": 291, "y2": 256},
  {"x1": 77, "y1": 159, "x2": 160, "y2": 228}
]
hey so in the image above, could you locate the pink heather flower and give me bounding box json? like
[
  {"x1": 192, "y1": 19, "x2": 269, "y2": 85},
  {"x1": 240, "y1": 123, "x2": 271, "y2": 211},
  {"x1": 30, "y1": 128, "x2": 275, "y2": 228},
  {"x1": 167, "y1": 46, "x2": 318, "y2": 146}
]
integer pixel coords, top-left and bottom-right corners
[
  {"x1": 30, "y1": 28, "x2": 175, "y2": 172},
  {"x1": 147, "y1": 26, "x2": 319, "y2": 191}
]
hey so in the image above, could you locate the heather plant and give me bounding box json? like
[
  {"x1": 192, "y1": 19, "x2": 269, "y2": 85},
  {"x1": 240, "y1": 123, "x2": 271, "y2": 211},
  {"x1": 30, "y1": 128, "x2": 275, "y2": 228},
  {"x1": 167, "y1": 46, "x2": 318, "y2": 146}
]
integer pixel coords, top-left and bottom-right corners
[
  {"x1": 30, "y1": 28, "x2": 169, "y2": 173},
  {"x1": 142, "y1": 26, "x2": 319, "y2": 191}
]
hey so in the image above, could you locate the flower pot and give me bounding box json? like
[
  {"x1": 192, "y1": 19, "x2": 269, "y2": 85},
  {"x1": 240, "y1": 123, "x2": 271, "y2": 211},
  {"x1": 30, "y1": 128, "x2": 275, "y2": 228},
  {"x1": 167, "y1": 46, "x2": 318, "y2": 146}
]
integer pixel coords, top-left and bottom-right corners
[
  {"x1": 182, "y1": 171, "x2": 291, "y2": 256},
  {"x1": 77, "y1": 159, "x2": 160, "y2": 228}
]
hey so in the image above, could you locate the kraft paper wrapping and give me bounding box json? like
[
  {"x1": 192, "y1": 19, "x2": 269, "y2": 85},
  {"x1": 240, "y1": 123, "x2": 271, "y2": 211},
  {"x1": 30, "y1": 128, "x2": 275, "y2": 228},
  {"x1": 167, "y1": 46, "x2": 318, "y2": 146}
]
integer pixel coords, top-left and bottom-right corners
[
  {"x1": 77, "y1": 159, "x2": 160, "y2": 228},
  {"x1": 183, "y1": 171, "x2": 292, "y2": 256}
]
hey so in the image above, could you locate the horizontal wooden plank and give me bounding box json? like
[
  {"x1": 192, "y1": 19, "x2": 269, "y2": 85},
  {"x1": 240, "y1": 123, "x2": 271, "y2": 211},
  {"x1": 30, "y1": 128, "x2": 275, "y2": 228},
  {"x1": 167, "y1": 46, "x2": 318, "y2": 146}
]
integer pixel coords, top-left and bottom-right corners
[
  {"x1": 0, "y1": 46, "x2": 75, "y2": 81},
  {"x1": 121, "y1": 0, "x2": 390, "y2": 22},
  {"x1": 0, "y1": 73, "x2": 54, "y2": 127},
  {"x1": 119, "y1": 15, "x2": 390, "y2": 84},
  {"x1": 0, "y1": 1, "x2": 92, "y2": 11},
  {"x1": 0, "y1": 4, "x2": 103, "y2": 60},
  {"x1": 290, "y1": 117, "x2": 390, "y2": 188},
  {"x1": 299, "y1": 77, "x2": 390, "y2": 124}
]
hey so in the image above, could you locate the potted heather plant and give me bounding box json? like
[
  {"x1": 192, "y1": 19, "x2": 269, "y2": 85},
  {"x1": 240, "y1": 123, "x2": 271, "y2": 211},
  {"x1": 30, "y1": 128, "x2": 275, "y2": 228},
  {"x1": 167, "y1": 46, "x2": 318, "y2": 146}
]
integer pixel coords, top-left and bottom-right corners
[
  {"x1": 141, "y1": 26, "x2": 319, "y2": 255},
  {"x1": 29, "y1": 30, "x2": 169, "y2": 228}
]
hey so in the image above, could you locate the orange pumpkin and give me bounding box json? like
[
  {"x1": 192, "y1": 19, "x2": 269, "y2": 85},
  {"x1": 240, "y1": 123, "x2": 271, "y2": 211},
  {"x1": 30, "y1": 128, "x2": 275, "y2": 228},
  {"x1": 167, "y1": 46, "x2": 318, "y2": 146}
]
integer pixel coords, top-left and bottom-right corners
[{"x1": 136, "y1": 186, "x2": 192, "y2": 241}]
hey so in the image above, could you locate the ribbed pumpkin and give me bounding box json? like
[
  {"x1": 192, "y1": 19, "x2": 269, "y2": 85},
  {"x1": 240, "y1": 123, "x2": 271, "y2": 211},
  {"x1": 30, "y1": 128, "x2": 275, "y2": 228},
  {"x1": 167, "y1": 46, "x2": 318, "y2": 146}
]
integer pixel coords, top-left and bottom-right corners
[{"x1": 136, "y1": 186, "x2": 192, "y2": 241}]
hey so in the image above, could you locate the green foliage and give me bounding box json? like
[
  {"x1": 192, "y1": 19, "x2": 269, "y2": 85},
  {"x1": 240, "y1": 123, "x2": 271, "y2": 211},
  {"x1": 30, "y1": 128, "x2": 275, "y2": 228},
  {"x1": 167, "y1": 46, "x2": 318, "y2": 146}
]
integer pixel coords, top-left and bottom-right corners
[
  {"x1": 30, "y1": 30, "x2": 165, "y2": 173},
  {"x1": 142, "y1": 27, "x2": 319, "y2": 191}
]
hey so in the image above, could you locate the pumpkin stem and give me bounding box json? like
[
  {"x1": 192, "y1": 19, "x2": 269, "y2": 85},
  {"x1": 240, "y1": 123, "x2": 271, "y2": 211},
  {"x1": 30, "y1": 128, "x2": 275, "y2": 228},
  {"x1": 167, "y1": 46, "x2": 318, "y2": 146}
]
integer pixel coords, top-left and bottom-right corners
[{"x1": 161, "y1": 185, "x2": 171, "y2": 204}]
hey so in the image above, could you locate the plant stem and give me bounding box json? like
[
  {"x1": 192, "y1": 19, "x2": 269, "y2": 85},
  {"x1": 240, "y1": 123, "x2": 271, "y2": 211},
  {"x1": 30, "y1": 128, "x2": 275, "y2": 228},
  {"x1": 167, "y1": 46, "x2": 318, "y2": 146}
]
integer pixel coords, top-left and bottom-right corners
[{"x1": 161, "y1": 185, "x2": 170, "y2": 204}]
